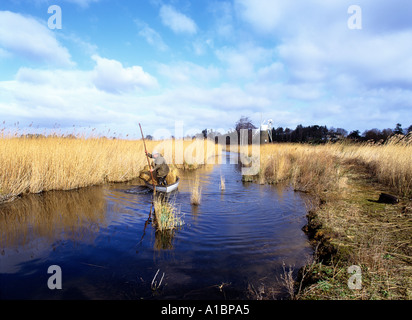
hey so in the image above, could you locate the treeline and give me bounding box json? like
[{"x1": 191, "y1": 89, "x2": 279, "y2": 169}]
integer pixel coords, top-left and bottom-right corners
[
  {"x1": 270, "y1": 123, "x2": 412, "y2": 143},
  {"x1": 204, "y1": 117, "x2": 412, "y2": 145}
]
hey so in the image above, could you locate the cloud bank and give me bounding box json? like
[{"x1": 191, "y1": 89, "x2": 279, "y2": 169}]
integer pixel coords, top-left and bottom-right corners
[{"x1": 0, "y1": 1, "x2": 411, "y2": 137}]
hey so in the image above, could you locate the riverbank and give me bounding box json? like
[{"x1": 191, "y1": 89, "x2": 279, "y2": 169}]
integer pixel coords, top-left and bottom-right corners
[
  {"x1": 298, "y1": 163, "x2": 411, "y2": 300},
  {"x1": 256, "y1": 138, "x2": 411, "y2": 300}
]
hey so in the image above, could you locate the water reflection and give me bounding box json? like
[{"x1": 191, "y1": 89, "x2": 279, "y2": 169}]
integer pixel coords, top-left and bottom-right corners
[
  {"x1": 0, "y1": 187, "x2": 106, "y2": 251},
  {"x1": 154, "y1": 230, "x2": 175, "y2": 251}
]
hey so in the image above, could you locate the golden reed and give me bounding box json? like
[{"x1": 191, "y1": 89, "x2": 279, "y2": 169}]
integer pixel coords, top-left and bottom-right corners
[
  {"x1": 0, "y1": 133, "x2": 219, "y2": 202},
  {"x1": 258, "y1": 137, "x2": 412, "y2": 197}
]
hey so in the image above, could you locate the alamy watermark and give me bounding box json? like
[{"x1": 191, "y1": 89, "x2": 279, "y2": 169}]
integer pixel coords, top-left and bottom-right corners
[
  {"x1": 47, "y1": 265, "x2": 62, "y2": 290},
  {"x1": 348, "y1": 5, "x2": 362, "y2": 30},
  {"x1": 347, "y1": 265, "x2": 362, "y2": 290},
  {"x1": 47, "y1": 4, "x2": 362, "y2": 31},
  {"x1": 149, "y1": 121, "x2": 261, "y2": 176},
  {"x1": 48, "y1": 5, "x2": 62, "y2": 30}
]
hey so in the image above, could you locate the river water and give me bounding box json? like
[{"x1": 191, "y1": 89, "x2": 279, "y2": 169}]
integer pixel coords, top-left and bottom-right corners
[{"x1": 0, "y1": 152, "x2": 312, "y2": 299}]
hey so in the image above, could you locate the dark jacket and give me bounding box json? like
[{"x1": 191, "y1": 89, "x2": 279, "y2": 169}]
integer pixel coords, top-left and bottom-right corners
[{"x1": 148, "y1": 153, "x2": 170, "y2": 178}]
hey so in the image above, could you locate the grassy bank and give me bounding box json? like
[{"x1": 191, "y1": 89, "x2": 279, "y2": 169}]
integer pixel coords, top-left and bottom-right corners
[
  {"x1": 256, "y1": 136, "x2": 411, "y2": 300},
  {"x1": 0, "y1": 134, "x2": 219, "y2": 203}
]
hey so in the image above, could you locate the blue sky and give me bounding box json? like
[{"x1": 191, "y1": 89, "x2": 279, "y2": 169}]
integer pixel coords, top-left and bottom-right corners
[{"x1": 0, "y1": 0, "x2": 411, "y2": 138}]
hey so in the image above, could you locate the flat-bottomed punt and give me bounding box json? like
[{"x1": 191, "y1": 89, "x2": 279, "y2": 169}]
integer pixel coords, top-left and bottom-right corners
[{"x1": 145, "y1": 177, "x2": 180, "y2": 193}]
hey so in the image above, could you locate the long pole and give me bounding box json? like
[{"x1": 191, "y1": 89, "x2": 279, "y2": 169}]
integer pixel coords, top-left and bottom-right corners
[{"x1": 139, "y1": 123, "x2": 156, "y2": 195}]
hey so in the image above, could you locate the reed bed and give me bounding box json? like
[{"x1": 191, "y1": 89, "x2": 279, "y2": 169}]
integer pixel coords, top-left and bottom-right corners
[
  {"x1": 258, "y1": 135, "x2": 412, "y2": 198},
  {"x1": 259, "y1": 143, "x2": 344, "y2": 195},
  {"x1": 0, "y1": 133, "x2": 219, "y2": 203},
  {"x1": 0, "y1": 135, "x2": 145, "y2": 201},
  {"x1": 331, "y1": 134, "x2": 412, "y2": 197}
]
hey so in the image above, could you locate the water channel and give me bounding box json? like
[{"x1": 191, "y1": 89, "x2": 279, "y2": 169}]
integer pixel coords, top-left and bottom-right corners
[{"x1": 0, "y1": 152, "x2": 312, "y2": 299}]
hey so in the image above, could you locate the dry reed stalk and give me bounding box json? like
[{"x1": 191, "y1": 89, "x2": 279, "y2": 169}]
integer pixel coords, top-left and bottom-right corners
[
  {"x1": 280, "y1": 262, "x2": 296, "y2": 300},
  {"x1": 220, "y1": 175, "x2": 225, "y2": 191},
  {"x1": 190, "y1": 177, "x2": 202, "y2": 206}
]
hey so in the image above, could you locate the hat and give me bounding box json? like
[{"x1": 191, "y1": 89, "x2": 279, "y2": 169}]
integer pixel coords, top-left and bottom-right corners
[{"x1": 152, "y1": 150, "x2": 159, "y2": 155}]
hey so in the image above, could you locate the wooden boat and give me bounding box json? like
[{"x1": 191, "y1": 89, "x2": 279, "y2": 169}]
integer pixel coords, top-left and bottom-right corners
[{"x1": 145, "y1": 177, "x2": 180, "y2": 193}]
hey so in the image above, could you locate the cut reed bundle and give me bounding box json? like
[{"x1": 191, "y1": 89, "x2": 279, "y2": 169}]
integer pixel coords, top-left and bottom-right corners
[{"x1": 153, "y1": 196, "x2": 183, "y2": 232}]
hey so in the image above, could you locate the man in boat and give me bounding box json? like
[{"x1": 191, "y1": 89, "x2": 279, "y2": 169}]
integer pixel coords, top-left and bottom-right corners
[{"x1": 146, "y1": 150, "x2": 170, "y2": 186}]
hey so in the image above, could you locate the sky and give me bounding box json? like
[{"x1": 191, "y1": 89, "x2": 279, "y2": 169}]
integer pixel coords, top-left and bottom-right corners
[{"x1": 0, "y1": 0, "x2": 411, "y2": 139}]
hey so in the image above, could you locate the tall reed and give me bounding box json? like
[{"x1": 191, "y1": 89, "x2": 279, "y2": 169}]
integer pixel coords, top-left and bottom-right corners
[
  {"x1": 190, "y1": 176, "x2": 202, "y2": 206},
  {"x1": 220, "y1": 175, "x2": 226, "y2": 191}
]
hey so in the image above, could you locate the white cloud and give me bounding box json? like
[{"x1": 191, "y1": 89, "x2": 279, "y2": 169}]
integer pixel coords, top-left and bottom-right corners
[
  {"x1": 91, "y1": 55, "x2": 158, "y2": 93},
  {"x1": 14, "y1": 55, "x2": 159, "y2": 94},
  {"x1": 159, "y1": 5, "x2": 197, "y2": 35},
  {"x1": 1, "y1": 1, "x2": 412, "y2": 136},
  {"x1": 0, "y1": 55, "x2": 161, "y2": 135},
  {"x1": 157, "y1": 61, "x2": 219, "y2": 85},
  {"x1": 136, "y1": 20, "x2": 168, "y2": 51},
  {"x1": 215, "y1": 44, "x2": 274, "y2": 79},
  {"x1": 229, "y1": 0, "x2": 412, "y2": 131},
  {"x1": 64, "y1": 0, "x2": 100, "y2": 8},
  {"x1": 0, "y1": 11, "x2": 73, "y2": 67},
  {"x1": 235, "y1": 0, "x2": 287, "y2": 33},
  {"x1": 209, "y1": 1, "x2": 235, "y2": 39},
  {"x1": 15, "y1": 67, "x2": 92, "y2": 91}
]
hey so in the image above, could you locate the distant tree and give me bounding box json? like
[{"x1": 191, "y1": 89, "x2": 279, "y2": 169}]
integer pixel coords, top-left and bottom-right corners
[
  {"x1": 284, "y1": 128, "x2": 292, "y2": 142},
  {"x1": 394, "y1": 123, "x2": 403, "y2": 135},
  {"x1": 272, "y1": 127, "x2": 284, "y2": 142},
  {"x1": 363, "y1": 128, "x2": 382, "y2": 142},
  {"x1": 145, "y1": 135, "x2": 153, "y2": 140},
  {"x1": 201, "y1": 129, "x2": 208, "y2": 139},
  {"x1": 235, "y1": 116, "x2": 256, "y2": 132},
  {"x1": 292, "y1": 124, "x2": 304, "y2": 142},
  {"x1": 335, "y1": 128, "x2": 348, "y2": 137},
  {"x1": 235, "y1": 116, "x2": 257, "y2": 144},
  {"x1": 348, "y1": 130, "x2": 361, "y2": 140},
  {"x1": 407, "y1": 125, "x2": 412, "y2": 133},
  {"x1": 329, "y1": 127, "x2": 348, "y2": 141},
  {"x1": 381, "y1": 128, "x2": 393, "y2": 140}
]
